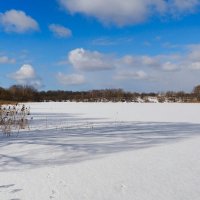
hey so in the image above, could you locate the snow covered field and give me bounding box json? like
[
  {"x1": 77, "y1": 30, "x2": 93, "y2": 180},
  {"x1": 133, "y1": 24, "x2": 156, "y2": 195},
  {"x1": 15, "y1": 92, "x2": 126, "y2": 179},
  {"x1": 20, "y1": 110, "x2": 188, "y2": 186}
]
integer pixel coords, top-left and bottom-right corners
[{"x1": 1, "y1": 102, "x2": 200, "y2": 200}]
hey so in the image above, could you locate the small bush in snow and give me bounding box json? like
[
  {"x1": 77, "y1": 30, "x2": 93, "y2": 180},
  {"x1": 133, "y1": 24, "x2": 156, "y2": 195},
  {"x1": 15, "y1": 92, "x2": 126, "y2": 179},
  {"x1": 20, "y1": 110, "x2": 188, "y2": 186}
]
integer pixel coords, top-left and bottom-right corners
[{"x1": 0, "y1": 104, "x2": 30, "y2": 136}]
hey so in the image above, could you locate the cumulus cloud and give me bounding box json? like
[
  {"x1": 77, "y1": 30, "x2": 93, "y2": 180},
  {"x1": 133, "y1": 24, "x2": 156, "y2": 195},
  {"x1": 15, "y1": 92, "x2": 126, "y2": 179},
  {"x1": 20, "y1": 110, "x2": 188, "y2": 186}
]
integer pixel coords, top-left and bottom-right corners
[
  {"x1": 68, "y1": 48, "x2": 114, "y2": 71},
  {"x1": 10, "y1": 64, "x2": 43, "y2": 88},
  {"x1": 56, "y1": 45, "x2": 200, "y2": 91},
  {"x1": 157, "y1": 45, "x2": 200, "y2": 72},
  {"x1": 153, "y1": 45, "x2": 200, "y2": 72},
  {"x1": 56, "y1": 72, "x2": 86, "y2": 85},
  {"x1": 49, "y1": 24, "x2": 72, "y2": 38},
  {"x1": 0, "y1": 56, "x2": 15, "y2": 64},
  {"x1": 58, "y1": 0, "x2": 164, "y2": 26},
  {"x1": 11, "y1": 64, "x2": 36, "y2": 80},
  {"x1": 62, "y1": 48, "x2": 183, "y2": 73},
  {"x1": 0, "y1": 10, "x2": 39, "y2": 33},
  {"x1": 120, "y1": 54, "x2": 180, "y2": 71},
  {"x1": 57, "y1": 45, "x2": 200, "y2": 90},
  {"x1": 58, "y1": 0, "x2": 200, "y2": 26}
]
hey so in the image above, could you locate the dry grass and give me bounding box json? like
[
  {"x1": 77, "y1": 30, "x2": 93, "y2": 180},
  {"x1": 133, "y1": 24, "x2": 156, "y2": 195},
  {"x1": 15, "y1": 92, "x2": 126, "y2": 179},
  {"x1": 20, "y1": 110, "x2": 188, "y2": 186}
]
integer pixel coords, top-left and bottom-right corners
[
  {"x1": 0, "y1": 101, "x2": 18, "y2": 106},
  {"x1": 0, "y1": 104, "x2": 30, "y2": 136}
]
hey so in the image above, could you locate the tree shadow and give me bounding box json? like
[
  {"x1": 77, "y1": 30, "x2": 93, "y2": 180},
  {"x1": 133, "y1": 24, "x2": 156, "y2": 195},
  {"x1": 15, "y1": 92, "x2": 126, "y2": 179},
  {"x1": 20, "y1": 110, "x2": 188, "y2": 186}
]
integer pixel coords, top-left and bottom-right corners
[
  {"x1": 0, "y1": 183, "x2": 22, "y2": 200},
  {"x1": 0, "y1": 112, "x2": 200, "y2": 171}
]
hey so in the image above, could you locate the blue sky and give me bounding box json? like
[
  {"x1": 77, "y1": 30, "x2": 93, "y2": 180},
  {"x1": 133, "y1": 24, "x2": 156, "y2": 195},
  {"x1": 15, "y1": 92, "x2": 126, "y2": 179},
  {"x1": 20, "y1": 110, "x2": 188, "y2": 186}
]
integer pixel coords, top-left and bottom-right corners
[{"x1": 1, "y1": 0, "x2": 200, "y2": 92}]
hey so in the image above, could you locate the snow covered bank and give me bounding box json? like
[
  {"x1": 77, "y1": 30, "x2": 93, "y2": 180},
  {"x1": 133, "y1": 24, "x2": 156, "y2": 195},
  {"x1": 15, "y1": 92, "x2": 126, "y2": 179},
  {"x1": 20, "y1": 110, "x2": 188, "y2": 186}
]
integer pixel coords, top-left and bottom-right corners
[{"x1": 0, "y1": 102, "x2": 200, "y2": 200}]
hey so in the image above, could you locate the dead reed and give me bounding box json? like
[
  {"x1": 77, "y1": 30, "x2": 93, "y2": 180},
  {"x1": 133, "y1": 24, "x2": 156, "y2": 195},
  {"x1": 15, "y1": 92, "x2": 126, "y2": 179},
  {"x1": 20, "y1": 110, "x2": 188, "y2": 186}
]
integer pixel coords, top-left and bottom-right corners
[{"x1": 0, "y1": 104, "x2": 30, "y2": 136}]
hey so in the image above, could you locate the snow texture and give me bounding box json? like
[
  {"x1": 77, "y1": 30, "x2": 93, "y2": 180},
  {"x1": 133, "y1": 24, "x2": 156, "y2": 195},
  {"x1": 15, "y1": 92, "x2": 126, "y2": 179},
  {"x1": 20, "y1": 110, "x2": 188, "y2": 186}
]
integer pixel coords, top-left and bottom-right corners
[{"x1": 0, "y1": 102, "x2": 200, "y2": 200}]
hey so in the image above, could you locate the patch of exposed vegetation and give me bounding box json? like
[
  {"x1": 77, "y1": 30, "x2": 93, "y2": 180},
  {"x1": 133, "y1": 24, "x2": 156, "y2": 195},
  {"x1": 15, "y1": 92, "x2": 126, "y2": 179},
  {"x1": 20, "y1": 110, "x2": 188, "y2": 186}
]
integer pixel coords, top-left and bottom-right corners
[{"x1": 0, "y1": 104, "x2": 30, "y2": 136}]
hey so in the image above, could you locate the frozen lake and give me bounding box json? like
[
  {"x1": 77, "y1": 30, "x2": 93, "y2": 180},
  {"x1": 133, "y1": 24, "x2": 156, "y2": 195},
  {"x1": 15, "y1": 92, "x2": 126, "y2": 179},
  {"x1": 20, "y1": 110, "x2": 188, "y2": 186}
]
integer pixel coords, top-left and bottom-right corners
[{"x1": 0, "y1": 102, "x2": 200, "y2": 200}]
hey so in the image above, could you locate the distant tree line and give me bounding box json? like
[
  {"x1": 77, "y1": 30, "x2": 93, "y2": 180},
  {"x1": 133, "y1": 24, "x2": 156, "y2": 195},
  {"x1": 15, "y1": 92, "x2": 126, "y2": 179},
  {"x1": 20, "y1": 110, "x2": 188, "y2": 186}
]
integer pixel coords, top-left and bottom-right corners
[{"x1": 1, "y1": 84, "x2": 200, "y2": 103}]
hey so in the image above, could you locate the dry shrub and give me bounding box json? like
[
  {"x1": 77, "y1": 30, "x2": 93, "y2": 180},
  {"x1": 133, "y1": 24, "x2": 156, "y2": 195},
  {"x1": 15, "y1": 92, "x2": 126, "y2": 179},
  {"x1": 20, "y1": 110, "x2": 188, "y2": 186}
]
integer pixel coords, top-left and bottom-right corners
[{"x1": 0, "y1": 104, "x2": 30, "y2": 136}]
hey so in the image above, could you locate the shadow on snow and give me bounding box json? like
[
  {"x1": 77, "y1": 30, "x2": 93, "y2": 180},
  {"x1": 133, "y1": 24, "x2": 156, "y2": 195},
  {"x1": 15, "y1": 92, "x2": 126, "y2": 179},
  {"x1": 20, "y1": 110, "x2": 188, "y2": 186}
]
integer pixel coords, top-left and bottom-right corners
[{"x1": 0, "y1": 112, "x2": 200, "y2": 171}]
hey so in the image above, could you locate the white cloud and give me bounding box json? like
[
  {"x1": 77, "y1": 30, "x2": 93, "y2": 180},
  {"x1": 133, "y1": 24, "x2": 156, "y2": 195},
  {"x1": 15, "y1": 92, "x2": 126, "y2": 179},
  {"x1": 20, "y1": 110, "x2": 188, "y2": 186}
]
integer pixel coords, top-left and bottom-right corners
[
  {"x1": 58, "y1": 0, "x2": 200, "y2": 26},
  {"x1": 0, "y1": 10, "x2": 39, "y2": 33},
  {"x1": 10, "y1": 64, "x2": 43, "y2": 88},
  {"x1": 0, "y1": 56, "x2": 15, "y2": 64},
  {"x1": 62, "y1": 48, "x2": 183, "y2": 73},
  {"x1": 68, "y1": 48, "x2": 114, "y2": 71},
  {"x1": 121, "y1": 53, "x2": 185, "y2": 72},
  {"x1": 49, "y1": 24, "x2": 72, "y2": 38},
  {"x1": 120, "y1": 54, "x2": 179, "y2": 71},
  {"x1": 170, "y1": 0, "x2": 200, "y2": 13},
  {"x1": 141, "y1": 56, "x2": 161, "y2": 67},
  {"x1": 188, "y1": 62, "x2": 200, "y2": 70},
  {"x1": 57, "y1": 45, "x2": 200, "y2": 91},
  {"x1": 57, "y1": 72, "x2": 86, "y2": 85},
  {"x1": 183, "y1": 45, "x2": 200, "y2": 70},
  {"x1": 59, "y1": 0, "x2": 165, "y2": 26},
  {"x1": 121, "y1": 55, "x2": 137, "y2": 66},
  {"x1": 115, "y1": 70, "x2": 148, "y2": 80},
  {"x1": 161, "y1": 61, "x2": 179, "y2": 71},
  {"x1": 56, "y1": 44, "x2": 200, "y2": 91},
  {"x1": 11, "y1": 64, "x2": 36, "y2": 80}
]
